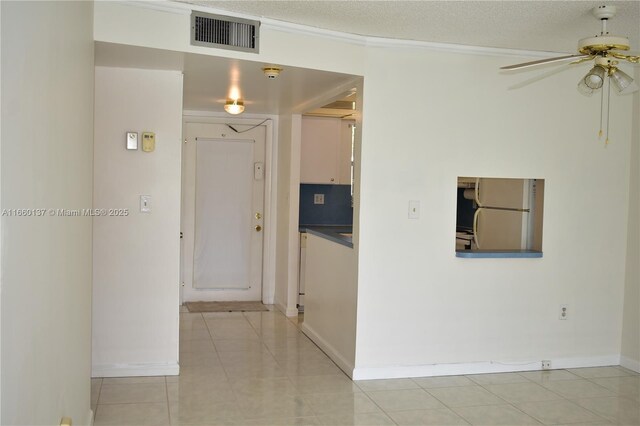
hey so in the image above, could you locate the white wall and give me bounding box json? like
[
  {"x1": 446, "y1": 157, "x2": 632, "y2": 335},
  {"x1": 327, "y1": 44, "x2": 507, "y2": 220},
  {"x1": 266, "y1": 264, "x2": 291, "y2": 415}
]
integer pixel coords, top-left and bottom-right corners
[
  {"x1": 302, "y1": 234, "x2": 358, "y2": 376},
  {"x1": 621, "y1": 68, "x2": 640, "y2": 372},
  {"x1": 1, "y1": 2, "x2": 94, "y2": 424},
  {"x1": 353, "y1": 47, "x2": 634, "y2": 378},
  {"x1": 274, "y1": 114, "x2": 303, "y2": 316},
  {"x1": 94, "y1": 1, "x2": 638, "y2": 378},
  {"x1": 92, "y1": 67, "x2": 183, "y2": 377},
  {"x1": 93, "y1": 1, "x2": 365, "y2": 77}
]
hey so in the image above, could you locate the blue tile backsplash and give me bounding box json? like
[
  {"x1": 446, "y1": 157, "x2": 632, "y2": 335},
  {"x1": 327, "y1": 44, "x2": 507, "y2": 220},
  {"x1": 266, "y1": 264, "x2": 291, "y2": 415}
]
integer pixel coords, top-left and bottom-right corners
[{"x1": 299, "y1": 184, "x2": 353, "y2": 226}]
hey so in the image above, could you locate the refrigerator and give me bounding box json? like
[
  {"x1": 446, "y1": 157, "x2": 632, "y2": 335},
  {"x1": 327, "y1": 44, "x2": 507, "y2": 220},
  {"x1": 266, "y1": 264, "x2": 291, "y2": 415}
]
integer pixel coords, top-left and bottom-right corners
[{"x1": 471, "y1": 178, "x2": 543, "y2": 251}]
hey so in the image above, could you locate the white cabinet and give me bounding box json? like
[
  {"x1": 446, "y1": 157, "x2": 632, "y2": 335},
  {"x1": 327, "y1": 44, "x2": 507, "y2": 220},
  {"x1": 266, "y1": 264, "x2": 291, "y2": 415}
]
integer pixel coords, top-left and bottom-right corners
[{"x1": 301, "y1": 116, "x2": 353, "y2": 185}]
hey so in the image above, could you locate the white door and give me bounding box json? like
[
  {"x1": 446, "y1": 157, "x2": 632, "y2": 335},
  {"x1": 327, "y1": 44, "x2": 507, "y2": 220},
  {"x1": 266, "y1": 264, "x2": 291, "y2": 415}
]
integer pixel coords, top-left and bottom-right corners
[{"x1": 182, "y1": 122, "x2": 265, "y2": 301}]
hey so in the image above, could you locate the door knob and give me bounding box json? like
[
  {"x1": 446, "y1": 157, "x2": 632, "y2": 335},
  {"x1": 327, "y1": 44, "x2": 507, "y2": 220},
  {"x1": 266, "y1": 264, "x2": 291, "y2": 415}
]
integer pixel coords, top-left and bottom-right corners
[{"x1": 255, "y1": 225, "x2": 262, "y2": 232}]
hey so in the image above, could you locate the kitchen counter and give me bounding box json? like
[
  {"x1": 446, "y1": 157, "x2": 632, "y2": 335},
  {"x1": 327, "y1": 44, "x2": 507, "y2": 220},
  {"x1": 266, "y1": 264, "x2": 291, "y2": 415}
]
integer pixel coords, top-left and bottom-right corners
[{"x1": 300, "y1": 225, "x2": 353, "y2": 248}]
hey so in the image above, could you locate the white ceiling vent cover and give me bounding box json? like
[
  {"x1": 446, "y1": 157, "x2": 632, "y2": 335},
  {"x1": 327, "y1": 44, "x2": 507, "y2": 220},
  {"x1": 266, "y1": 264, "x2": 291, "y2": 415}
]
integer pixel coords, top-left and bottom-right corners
[{"x1": 191, "y1": 12, "x2": 259, "y2": 53}]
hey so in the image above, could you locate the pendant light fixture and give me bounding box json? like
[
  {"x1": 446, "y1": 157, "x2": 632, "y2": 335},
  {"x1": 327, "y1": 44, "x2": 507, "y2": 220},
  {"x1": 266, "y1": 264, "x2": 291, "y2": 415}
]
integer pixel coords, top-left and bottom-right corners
[{"x1": 224, "y1": 99, "x2": 245, "y2": 115}]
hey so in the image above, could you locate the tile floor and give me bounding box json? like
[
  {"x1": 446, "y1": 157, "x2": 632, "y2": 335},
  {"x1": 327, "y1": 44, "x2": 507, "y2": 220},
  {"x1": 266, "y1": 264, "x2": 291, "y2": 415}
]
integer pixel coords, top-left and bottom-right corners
[{"x1": 92, "y1": 307, "x2": 640, "y2": 425}]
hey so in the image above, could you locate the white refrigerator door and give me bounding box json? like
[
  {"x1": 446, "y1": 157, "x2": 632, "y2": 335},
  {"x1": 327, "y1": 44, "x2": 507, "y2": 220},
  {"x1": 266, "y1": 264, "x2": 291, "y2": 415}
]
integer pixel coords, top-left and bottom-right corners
[{"x1": 475, "y1": 178, "x2": 529, "y2": 250}]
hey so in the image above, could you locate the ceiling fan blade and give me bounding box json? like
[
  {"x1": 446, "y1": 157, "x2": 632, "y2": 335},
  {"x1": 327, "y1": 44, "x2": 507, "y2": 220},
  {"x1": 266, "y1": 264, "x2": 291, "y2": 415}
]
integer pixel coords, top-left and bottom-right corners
[
  {"x1": 609, "y1": 52, "x2": 640, "y2": 63},
  {"x1": 500, "y1": 54, "x2": 591, "y2": 70},
  {"x1": 507, "y1": 63, "x2": 573, "y2": 90},
  {"x1": 569, "y1": 55, "x2": 595, "y2": 65}
]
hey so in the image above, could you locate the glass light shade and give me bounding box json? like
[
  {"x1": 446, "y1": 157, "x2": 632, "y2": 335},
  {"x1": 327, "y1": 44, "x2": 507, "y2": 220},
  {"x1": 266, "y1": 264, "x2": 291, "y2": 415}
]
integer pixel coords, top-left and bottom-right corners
[
  {"x1": 609, "y1": 68, "x2": 635, "y2": 93},
  {"x1": 224, "y1": 99, "x2": 245, "y2": 115},
  {"x1": 583, "y1": 65, "x2": 606, "y2": 89},
  {"x1": 577, "y1": 78, "x2": 595, "y2": 96}
]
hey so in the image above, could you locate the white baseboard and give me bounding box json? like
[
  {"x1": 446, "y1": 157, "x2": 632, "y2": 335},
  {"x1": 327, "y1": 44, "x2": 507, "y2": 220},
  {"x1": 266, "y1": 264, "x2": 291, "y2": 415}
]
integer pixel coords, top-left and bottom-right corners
[
  {"x1": 620, "y1": 355, "x2": 640, "y2": 373},
  {"x1": 275, "y1": 301, "x2": 299, "y2": 317},
  {"x1": 301, "y1": 323, "x2": 354, "y2": 378},
  {"x1": 351, "y1": 355, "x2": 622, "y2": 381},
  {"x1": 92, "y1": 362, "x2": 179, "y2": 378},
  {"x1": 86, "y1": 408, "x2": 94, "y2": 426}
]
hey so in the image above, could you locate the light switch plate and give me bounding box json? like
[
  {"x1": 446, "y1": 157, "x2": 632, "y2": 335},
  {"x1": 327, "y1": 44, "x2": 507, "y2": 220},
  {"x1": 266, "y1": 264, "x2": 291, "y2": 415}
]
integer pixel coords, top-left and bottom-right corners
[
  {"x1": 140, "y1": 195, "x2": 151, "y2": 213},
  {"x1": 408, "y1": 200, "x2": 420, "y2": 219},
  {"x1": 126, "y1": 132, "x2": 138, "y2": 150},
  {"x1": 314, "y1": 194, "x2": 325, "y2": 205}
]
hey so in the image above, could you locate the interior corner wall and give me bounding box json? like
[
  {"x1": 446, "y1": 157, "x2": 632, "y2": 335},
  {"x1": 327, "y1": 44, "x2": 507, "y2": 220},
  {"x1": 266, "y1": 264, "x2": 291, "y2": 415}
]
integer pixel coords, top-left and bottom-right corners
[
  {"x1": 621, "y1": 68, "x2": 640, "y2": 372},
  {"x1": 92, "y1": 67, "x2": 183, "y2": 377},
  {"x1": 354, "y1": 47, "x2": 634, "y2": 378},
  {"x1": 1, "y1": 2, "x2": 94, "y2": 424}
]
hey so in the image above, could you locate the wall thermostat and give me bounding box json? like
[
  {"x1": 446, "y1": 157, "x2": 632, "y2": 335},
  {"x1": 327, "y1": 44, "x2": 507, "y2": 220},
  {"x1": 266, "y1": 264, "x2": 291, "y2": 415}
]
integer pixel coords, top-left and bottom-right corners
[
  {"x1": 126, "y1": 132, "x2": 138, "y2": 150},
  {"x1": 142, "y1": 132, "x2": 155, "y2": 152}
]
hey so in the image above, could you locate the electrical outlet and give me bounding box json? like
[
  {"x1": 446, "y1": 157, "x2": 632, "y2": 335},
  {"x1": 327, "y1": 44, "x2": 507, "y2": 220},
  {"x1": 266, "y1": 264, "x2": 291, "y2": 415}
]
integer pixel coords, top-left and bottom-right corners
[
  {"x1": 559, "y1": 304, "x2": 568, "y2": 320},
  {"x1": 313, "y1": 194, "x2": 325, "y2": 205},
  {"x1": 542, "y1": 360, "x2": 552, "y2": 370}
]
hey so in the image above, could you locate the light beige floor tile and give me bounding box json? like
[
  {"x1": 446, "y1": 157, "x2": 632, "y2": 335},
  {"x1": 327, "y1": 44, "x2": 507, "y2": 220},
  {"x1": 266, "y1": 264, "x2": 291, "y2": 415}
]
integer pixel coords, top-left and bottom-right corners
[
  {"x1": 518, "y1": 370, "x2": 582, "y2": 384},
  {"x1": 230, "y1": 377, "x2": 299, "y2": 398},
  {"x1": 98, "y1": 382, "x2": 167, "y2": 404},
  {"x1": 355, "y1": 378, "x2": 419, "y2": 391},
  {"x1": 516, "y1": 400, "x2": 608, "y2": 425},
  {"x1": 202, "y1": 312, "x2": 246, "y2": 319},
  {"x1": 413, "y1": 376, "x2": 476, "y2": 389},
  {"x1": 427, "y1": 385, "x2": 506, "y2": 407},
  {"x1": 289, "y1": 375, "x2": 360, "y2": 394},
  {"x1": 388, "y1": 408, "x2": 470, "y2": 425},
  {"x1": 305, "y1": 392, "x2": 381, "y2": 415},
  {"x1": 316, "y1": 412, "x2": 396, "y2": 426},
  {"x1": 171, "y1": 365, "x2": 227, "y2": 383},
  {"x1": 95, "y1": 402, "x2": 170, "y2": 425},
  {"x1": 366, "y1": 388, "x2": 445, "y2": 412},
  {"x1": 101, "y1": 376, "x2": 167, "y2": 385},
  {"x1": 179, "y1": 339, "x2": 216, "y2": 354},
  {"x1": 484, "y1": 382, "x2": 563, "y2": 403},
  {"x1": 542, "y1": 380, "x2": 615, "y2": 399},
  {"x1": 224, "y1": 362, "x2": 288, "y2": 378},
  {"x1": 169, "y1": 399, "x2": 243, "y2": 424},
  {"x1": 243, "y1": 417, "x2": 320, "y2": 425},
  {"x1": 167, "y1": 381, "x2": 236, "y2": 403},
  {"x1": 591, "y1": 376, "x2": 640, "y2": 401},
  {"x1": 616, "y1": 366, "x2": 640, "y2": 376},
  {"x1": 179, "y1": 351, "x2": 223, "y2": 368},
  {"x1": 466, "y1": 372, "x2": 529, "y2": 385},
  {"x1": 568, "y1": 366, "x2": 633, "y2": 379},
  {"x1": 91, "y1": 378, "x2": 102, "y2": 409},
  {"x1": 179, "y1": 305, "x2": 189, "y2": 313},
  {"x1": 262, "y1": 336, "x2": 317, "y2": 353},
  {"x1": 217, "y1": 349, "x2": 276, "y2": 366},
  {"x1": 239, "y1": 394, "x2": 316, "y2": 419},
  {"x1": 179, "y1": 329, "x2": 212, "y2": 342},
  {"x1": 213, "y1": 339, "x2": 266, "y2": 353},
  {"x1": 209, "y1": 326, "x2": 260, "y2": 340},
  {"x1": 282, "y1": 358, "x2": 343, "y2": 377},
  {"x1": 452, "y1": 404, "x2": 541, "y2": 425},
  {"x1": 573, "y1": 396, "x2": 640, "y2": 424}
]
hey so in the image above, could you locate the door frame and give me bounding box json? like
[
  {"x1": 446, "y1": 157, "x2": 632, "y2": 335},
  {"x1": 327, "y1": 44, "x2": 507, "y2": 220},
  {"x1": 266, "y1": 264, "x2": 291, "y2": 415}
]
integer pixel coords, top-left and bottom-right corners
[{"x1": 181, "y1": 112, "x2": 277, "y2": 306}]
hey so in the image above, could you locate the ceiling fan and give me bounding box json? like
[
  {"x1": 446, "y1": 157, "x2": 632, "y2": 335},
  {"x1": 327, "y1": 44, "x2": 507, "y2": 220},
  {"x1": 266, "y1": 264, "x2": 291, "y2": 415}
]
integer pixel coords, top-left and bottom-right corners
[
  {"x1": 501, "y1": 5, "x2": 638, "y2": 143},
  {"x1": 502, "y1": 5, "x2": 638, "y2": 93}
]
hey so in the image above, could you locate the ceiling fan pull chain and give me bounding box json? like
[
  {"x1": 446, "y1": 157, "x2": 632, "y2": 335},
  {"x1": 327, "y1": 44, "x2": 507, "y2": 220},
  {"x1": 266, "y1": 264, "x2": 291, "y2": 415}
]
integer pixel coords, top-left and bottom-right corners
[
  {"x1": 599, "y1": 80, "x2": 604, "y2": 139},
  {"x1": 605, "y1": 77, "x2": 611, "y2": 146}
]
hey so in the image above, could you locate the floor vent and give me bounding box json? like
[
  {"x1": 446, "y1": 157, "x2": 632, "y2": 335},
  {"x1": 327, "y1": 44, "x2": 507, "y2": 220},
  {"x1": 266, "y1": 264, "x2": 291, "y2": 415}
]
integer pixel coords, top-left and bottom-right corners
[{"x1": 191, "y1": 12, "x2": 259, "y2": 53}]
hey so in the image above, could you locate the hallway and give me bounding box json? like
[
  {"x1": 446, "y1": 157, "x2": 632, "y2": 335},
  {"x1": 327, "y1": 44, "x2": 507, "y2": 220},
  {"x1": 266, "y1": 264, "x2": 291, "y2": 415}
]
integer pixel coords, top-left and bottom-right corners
[{"x1": 92, "y1": 309, "x2": 640, "y2": 425}]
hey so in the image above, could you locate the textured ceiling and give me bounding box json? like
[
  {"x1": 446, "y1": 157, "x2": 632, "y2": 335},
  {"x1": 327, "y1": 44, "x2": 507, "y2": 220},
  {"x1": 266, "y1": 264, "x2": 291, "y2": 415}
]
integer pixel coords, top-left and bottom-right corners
[{"x1": 178, "y1": 1, "x2": 640, "y2": 54}]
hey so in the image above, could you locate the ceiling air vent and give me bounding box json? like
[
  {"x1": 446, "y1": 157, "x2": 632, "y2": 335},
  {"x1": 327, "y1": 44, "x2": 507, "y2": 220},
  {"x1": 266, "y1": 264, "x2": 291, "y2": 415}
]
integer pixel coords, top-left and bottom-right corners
[{"x1": 191, "y1": 12, "x2": 259, "y2": 53}]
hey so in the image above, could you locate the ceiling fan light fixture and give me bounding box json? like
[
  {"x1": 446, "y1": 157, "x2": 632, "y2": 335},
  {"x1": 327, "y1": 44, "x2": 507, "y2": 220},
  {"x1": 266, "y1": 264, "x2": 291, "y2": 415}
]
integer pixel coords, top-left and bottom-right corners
[
  {"x1": 609, "y1": 67, "x2": 636, "y2": 93},
  {"x1": 577, "y1": 78, "x2": 596, "y2": 96},
  {"x1": 583, "y1": 65, "x2": 606, "y2": 89},
  {"x1": 224, "y1": 99, "x2": 245, "y2": 115}
]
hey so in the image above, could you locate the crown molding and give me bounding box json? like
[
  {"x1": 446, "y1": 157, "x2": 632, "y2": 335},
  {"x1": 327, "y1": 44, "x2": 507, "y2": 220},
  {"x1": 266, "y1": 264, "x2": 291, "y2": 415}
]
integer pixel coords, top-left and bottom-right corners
[{"x1": 118, "y1": 0, "x2": 573, "y2": 59}]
